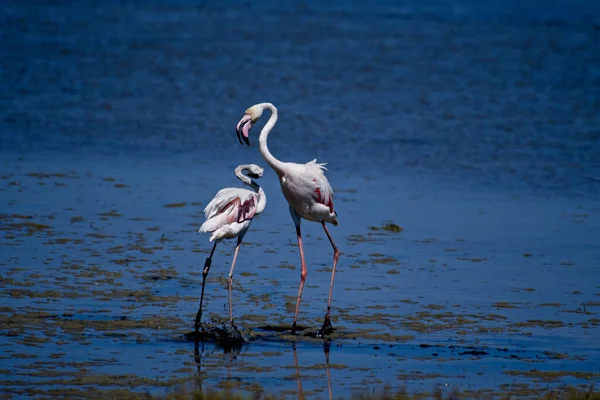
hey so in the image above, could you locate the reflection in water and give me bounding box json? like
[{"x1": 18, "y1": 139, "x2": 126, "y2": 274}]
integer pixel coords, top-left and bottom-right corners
[
  {"x1": 193, "y1": 341, "x2": 202, "y2": 373},
  {"x1": 191, "y1": 339, "x2": 333, "y2": 399},
  {"x1": 293, "y1": 343, "x2": 303, "y2": 399},
  {"x1": 193, "y1": 339, "x2": 243, "y2": 394},
  {"x1": 193, "y1": 340, "x2": 204, "y2": 393},
  {"x1": 324, "y1": 342, "x2": 333, "y2": 400},
  {"x1": 293, "y1": 342, "x2": 333, "y2": 400}
]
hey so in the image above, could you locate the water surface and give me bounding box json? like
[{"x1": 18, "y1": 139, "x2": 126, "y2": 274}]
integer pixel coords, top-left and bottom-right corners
[{"x1": 1, "y1": 1, "x2": 599, "y2": 398}]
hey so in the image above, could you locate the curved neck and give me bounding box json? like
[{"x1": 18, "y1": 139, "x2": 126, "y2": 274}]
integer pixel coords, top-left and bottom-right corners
[
  {"x1": 234, "y1": 165, "x2": 260, "y2": 192},
  {"x1": 256, "y1": 186, "x2": 267, "y2": 214},
  {"x1": 258, "y1": 103, "x2": 286, "y2": 177}
]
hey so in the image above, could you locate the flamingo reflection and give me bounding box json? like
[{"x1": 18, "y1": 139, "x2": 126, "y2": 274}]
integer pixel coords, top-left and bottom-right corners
[
  {"x1": 191, "y1": 338, "x2": 333, "y2": 399},
  {"x1": 193, "y1": 339, "x2": 242, "y2": 394},
  {"x1": 293, "y1": 341, "x2": 333, "y2": 400}
]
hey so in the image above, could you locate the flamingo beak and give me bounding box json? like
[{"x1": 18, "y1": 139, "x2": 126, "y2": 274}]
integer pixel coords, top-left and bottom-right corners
[{"x1": 236, "y1": 115, "x2": 252, "y2": 146}]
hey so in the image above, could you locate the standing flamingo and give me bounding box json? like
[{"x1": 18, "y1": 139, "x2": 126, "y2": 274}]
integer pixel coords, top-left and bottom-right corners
[
  {"x1": 195, "y1": 164, "x2": 267, "y2": 333},
  {"x1": 235, "y1": 103, "x2": 340, "y2": 336}
]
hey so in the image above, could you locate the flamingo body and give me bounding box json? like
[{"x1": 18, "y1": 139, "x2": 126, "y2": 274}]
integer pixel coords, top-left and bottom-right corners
[
  {"x1": 236, "y1": 103, "x2": 340, "y2": 336},
  {"x1": 277, "y1": 160, "x2": 337, "y2": 225},
  {"x1": 193, "y1": 164, "x2": 266, "y2": 333},
  {"x1": 200, "y1": 187, "x2": 260, "y2": 242}
]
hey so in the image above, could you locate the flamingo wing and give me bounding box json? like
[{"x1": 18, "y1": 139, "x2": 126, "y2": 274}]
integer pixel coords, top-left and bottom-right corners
[
  {"x1": 200, "y1": 188, "x2": 258, "y2": 233},
  {"x1": 306, "y1": 160, "x2": 335, "y2": 213},
  {"x1": 232, "y1": 194, "x2": 257, "y2": 223}
]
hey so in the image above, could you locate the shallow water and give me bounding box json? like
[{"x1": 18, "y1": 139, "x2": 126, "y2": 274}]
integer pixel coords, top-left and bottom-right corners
[{"x1": 1, "y1": 1, "x2": 600, "y2": 399}]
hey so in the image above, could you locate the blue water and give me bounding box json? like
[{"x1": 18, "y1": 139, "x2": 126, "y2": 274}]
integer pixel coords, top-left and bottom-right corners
[
  {"x1": 1, "y1": 1, "x2": 600, "y2": 398},
  {"x1": 2, "y1": 0, "x2": 600, "y2": 197}
]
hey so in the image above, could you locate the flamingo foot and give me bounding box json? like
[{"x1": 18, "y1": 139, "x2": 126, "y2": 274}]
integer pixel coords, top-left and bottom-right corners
[
  {"x1": 227, "y1": 322, "x2": 243, "y2": 342},
  {"x1": 194, "y1": 315, "x2": 203, "y2": 333},
  {"x1": 194, "y1": 305, "x2": 208, "y2": 334},
  {"x1": 185, "y1": 321, "x2": 209, "y2": 342},
  {"x1": 316, "y1": 314, "x2": 334, "y2": 338}
]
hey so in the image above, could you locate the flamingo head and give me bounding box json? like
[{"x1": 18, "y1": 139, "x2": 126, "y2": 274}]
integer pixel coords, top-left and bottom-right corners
[
  {"x1": 244, "y1": 164, "x2": 264, "y2": 179},
  {"x1": 236, "y1": 104, "x2": 264, "y2": 146}
]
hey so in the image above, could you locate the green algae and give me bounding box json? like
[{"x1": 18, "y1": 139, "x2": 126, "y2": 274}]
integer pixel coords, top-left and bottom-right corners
[
  {"x1": 512, "y1": 320, "x2": 566, "y2": 329},
  {"x1": 503, "y1": 369, "x2": 600, "y2": 382},
  {"x1": 1, "y1": 160, "x2": 597, "y2": 400},
  {"x1": 165, "y1": 202, "x2": 187, "y2": 208},
  {"x1": 149, "y1": 384, "x2": 600, "y2": 400},
  {"x1": 492, "y1": 302, "x2": 522, "y2": 309},
  {"x1": 98, "y1": 210, "x2": 123, "y2": 218},
  {"x1": 457, "y1": 257, "x2": 487, "y2": 262},
  {"x1": 368, "y1": 223, "x2": 404, "y2": 233},
  {"x1": 8, "y1": 221, "x2": 53, "y2": 231}
]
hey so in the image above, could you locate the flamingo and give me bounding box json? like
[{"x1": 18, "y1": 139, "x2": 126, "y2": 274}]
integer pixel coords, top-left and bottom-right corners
[
  {"x1": 195, "y1": 164, "x2": 267, "y2": 333},
  {"x1": 235, "y1": 103, "x2": 340, "y2": 336}
]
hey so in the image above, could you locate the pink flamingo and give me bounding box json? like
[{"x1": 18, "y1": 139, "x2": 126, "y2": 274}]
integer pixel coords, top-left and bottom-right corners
[
  {"x1": 195, "y1": 164, "x2": 267, "y2": 333},
  {"x1": 236, "y1": 103, "x2": 340, "y2": 336}
]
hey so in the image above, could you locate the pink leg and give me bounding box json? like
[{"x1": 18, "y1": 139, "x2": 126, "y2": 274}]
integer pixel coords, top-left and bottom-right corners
[
  {"x1": 227, "y1": 242, "x2": 241, "y2": 327},
  {"x1": 319, "y1": 222, "x2": 340, "y2": 335},
  {"x1": 292, "y1": 225, "x2": 307, "y2": 333}
]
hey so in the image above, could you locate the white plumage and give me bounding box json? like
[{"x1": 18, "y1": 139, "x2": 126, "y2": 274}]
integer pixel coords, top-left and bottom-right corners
[
  {"x1": 200, "y1": 187, "x2": 260, "y2": 242},
  {"x1": 193, "y1": 164, "x2": 266, "y2": 333},
  {"x1": 236, "y1": 102, "x2": 340, "y2": 336}
]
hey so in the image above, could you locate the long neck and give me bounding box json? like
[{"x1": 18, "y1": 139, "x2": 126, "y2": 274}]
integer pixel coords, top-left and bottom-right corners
[
  {"x1": 258, "y1": 103, "x2": 286, "y2": 177},
  {"x1": 256, "y1": 186, "x2": 267, "y2": 215},
  {"x1": 234, "y1": 165, "x2": 260, "y2": 192}
]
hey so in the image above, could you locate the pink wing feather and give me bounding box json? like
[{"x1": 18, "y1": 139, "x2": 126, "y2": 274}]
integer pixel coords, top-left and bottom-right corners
[
  {"x1": 200, "y1": 188, "x2": 258, "y2": 233},
  {"x1": 223, "y1": 196, "x2": 257, "y2": 224},
  {"x1": 313, "y1": 181, "x2": 334, "y2": 213},
  {"x1": 307, "y1": 160, "x2": 334, "y2": 213}
]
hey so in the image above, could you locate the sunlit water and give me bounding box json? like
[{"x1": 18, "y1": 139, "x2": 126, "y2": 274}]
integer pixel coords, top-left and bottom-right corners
[{"x1": 1, "y1": 1, "x2": 599, "y2": 398}]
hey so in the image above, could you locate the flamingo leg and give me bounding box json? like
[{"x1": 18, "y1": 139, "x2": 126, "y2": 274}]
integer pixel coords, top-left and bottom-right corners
[
  {"x1": 227, "y1": 239, "x2": 242, "y2": 327},
  {"x1": 292, "y1": 225, "x2": 308, "y2": 333},
  {"x1": 319, "y1": 221, "x2": 340, "y2": 336},
  {"x1": 195, "y1": 241, "x2": 218, "y2": 332}
]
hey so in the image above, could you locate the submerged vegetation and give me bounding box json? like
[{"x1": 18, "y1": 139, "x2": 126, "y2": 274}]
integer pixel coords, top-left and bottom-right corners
[
  {"x1": 155, "y1": 385, "x2": 600, "y2": 400},
  {"x1": 1, "y1": 174, "x2": 599, "y2": 398}
]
